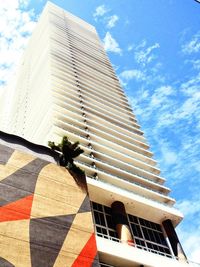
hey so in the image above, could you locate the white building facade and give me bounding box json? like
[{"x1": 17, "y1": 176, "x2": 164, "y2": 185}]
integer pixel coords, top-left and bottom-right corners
[{"x1": 0, "y1": 2, "x2": 191, "y2": 267}]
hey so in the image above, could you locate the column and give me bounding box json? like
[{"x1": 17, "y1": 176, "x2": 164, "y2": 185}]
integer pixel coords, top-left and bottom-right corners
[
  {"x1": 162, "y1": 219, "x2": 187, "y2": 262},
  {"x1": 111, "y1": 201, "x2": 134, "y2": 246}
]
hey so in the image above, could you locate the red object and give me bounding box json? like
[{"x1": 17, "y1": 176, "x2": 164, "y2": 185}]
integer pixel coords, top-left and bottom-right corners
[
  {"x1": 0, "y1": 195, "x2": 33, "y2": 222},
  {"x1": 72, "y1": 233, "x2": 97, "y2": 267}
]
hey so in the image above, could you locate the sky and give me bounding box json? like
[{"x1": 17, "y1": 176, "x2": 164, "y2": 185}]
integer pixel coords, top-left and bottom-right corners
[{"x1": 0, "y1": 0, "x2": 200, "y2": 263}]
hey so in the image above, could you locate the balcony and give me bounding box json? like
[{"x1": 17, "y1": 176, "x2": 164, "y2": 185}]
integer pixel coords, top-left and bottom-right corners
[
  {"x1": 90, "y1": 202, "x2": 188, "y2": 267},
  {"x1": 96, "y1": 235, "x2": 190, "y2": 267},
  {"x1": 77, "y1": 160, "x2": 173, "y2": 205},
  {"x1": 90, "y1": 201, "x2": 185, "y2": 266}
]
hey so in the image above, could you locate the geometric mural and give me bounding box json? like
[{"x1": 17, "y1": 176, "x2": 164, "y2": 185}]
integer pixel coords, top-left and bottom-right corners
[{"x1": 0, "y1": 143, "x2": 99, "y2": 267}]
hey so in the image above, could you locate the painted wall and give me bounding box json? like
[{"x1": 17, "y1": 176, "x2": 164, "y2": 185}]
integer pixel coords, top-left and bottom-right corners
[{"x1": 0, "y1": 142, "x2": 99, "y2": 267}]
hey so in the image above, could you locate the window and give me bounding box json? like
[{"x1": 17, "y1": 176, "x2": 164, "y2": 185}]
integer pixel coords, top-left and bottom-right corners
[
  {"x1": 128, "y1": 214, "x2": 171, "y2": 256},
  {"x1": 91, "y1": 202, "x2": 171, "y2": 257},
  {"x1": 92, "y1": 202, "x2": 118, "y2": 241}
]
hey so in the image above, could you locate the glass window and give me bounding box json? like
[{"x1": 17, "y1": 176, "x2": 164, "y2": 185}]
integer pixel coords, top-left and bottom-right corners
[
  {"x1": 91, "y1": 202, "x2": 117, "y2": 240},
  {"x1": 106, "y1": 214, "x2": 115, "y2": 229},
  {"x1": 91, "y1": 201, "x2": 171, "y2": 257},
  {"x1": 130, "y1": 223, "x2": 143, "y2": 238}
]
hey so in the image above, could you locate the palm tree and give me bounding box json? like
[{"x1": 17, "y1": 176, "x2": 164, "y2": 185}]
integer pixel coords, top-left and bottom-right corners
[
  {"x1": 48, "y1": 136, "x2": 87, "y2": 191},
  {"x1": 48, "y1": 136, "x2": 84, "y2": 167}
]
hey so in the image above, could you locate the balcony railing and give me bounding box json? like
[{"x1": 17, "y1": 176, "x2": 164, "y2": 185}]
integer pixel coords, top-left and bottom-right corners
[
  {"x1": 96, "y1": 233, "x2": 200, "y2": 267},
  {"x1": 82, "y1": 154, "x2": 168, "y2": 193},
  {"x1": 96, "y1": 232, "x2": 174, "y2": 259},
  {"x1": 77, "y1": 159, "x2": 172, "y2": 202}
]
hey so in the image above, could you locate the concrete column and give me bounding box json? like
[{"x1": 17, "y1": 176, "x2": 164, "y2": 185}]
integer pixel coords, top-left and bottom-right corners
[
  {"x1": 162, "y1": 219, "x2": 187, "y2": 262},
  {"x1": 111, "y1": 201, "x2": 134, "y2": 246}
]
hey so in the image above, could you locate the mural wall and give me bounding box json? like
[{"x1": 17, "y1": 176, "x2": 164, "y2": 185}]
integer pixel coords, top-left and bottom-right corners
[{"x1": 0, "y1": 143, "x2": 99, "y2": 267}]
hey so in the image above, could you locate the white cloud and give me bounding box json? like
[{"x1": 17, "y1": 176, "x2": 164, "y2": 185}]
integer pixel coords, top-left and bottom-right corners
[
  {"x1": 106, "y1": 15, "x2": 119, "y2": 28},
  {"x1": 93, "y1": 5, "x2": 108, "y2": 20},
  {"x1": 119, "y1": 69, "x2": 144, "y2": 81},
  {"x1": 182, "y1": 32, "x2": 200, "y2": 54},
  {"x1": 192, "y1": 160, "x2": 200, "y2": 172},
  {"x1": 175, "y1": 92, "x2": 200, "y2": 120},
  {"x1": 19, "y1": 0, "x2": 29, "y2": 8},
  {"x1": 135, "y1": 41, "x2": 160, "y2": 66},
  {"x1": 103, "y1": 32, "x2": 122, "y2": 55},
  {"x1": 136, "y1": 39, "x2": 147, "y2": 49},
  {"x1": 127, "y1": 44, "x2": 134, "y2": 51},
  {"x1": 0, "y1": 0, "x2": 36, "y2": 86},
  {"x1": 111, "y1": 63, "x2": 120, "y2": 71},
  {"x1": 185, "y1": 59, "x2": 200, "y2": 70},
  {"x1": 176, "y1": 198, "x2": 200, "y2": 217},
  {"x1": 118, "y1": 69, "x2": 145, "y2": 88},
  {"x1": 93, "y1": 5, "x2": 119, "y2": 30},
  {"x1": 150, "y1": 85, "x2": 174, "y2": 107},
  {"x1": 176, "y1": 197, "x2": 200, "y2": 263},
  {"x1": 162, "y1": 147, "x2": 177, "y2": 165},
  {"x1": 180, "y1": 230, "x2": 200, "y2": 263},
  {"x1": 130, "y1": 85, "x2": 174, "y2": 122},
  {"x1": 136, "y1": 73, "x2": 200, "y2": 128},
  {"x1": 191, "y1": 59, "x2": 200, "y2": 70},
  {"x1": 180, "y1": 73, "x2": 200, "y2": 96}
]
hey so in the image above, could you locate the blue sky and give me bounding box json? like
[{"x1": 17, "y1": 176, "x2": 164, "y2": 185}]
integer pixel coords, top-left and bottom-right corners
[{"x1": 0, "y1": 0, "x2": 200, "y2": 263}]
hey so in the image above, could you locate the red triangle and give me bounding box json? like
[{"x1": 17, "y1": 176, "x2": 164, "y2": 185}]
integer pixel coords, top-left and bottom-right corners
[
  {"x1": 0, "y1": 195, "x2": 33, "y2": 222},
  {"x1": 72, "y1": 233, "x2": 97, "y2": 267}
]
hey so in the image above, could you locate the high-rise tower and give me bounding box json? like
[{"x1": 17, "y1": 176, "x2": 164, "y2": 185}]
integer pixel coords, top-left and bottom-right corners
[{"x1": 0, "y1": 2, "x2": 191, "y2": 267}]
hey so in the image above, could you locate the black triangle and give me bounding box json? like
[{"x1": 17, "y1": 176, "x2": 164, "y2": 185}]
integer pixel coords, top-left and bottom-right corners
[
  {"x1": 0, "y1": 257, "x2": 15, "y2": 267},
  {"x1": 30, "y1": 214, "x2": 76, "y2": 267},
  {"x1": 0, "y1": 144, "x2": 14, "y2": 165},
  {"x1": 78, "y1": 195, "x2": 91, "y2": 213},
  {"x1": 0, "y1": 158, "x2": 48, "y2": 206}
]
